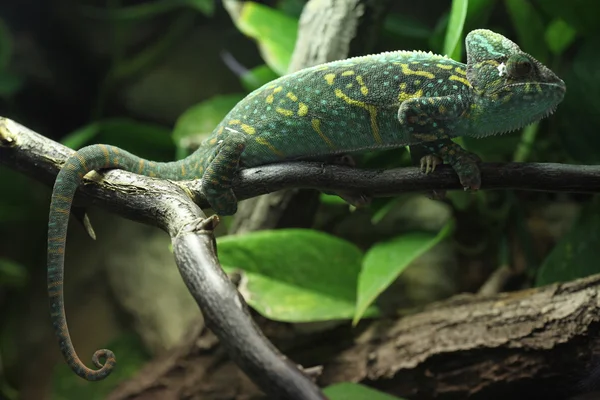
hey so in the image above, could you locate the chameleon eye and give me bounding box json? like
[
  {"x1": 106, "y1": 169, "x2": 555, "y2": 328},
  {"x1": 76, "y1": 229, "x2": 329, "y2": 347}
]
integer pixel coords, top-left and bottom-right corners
[{"x1": 506, "y1": 54, "x2": 533, "y2": 78}]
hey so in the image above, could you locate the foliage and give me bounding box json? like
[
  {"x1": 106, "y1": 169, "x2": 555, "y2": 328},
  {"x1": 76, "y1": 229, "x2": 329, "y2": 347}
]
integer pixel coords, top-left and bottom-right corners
[{"x1": 0, "y1": 0, "x2": 598, "y2": 398}]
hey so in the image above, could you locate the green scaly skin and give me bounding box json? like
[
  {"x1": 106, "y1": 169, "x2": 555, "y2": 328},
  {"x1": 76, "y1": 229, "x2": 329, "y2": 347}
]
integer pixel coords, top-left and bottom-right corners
[{"x1": 48, "y1": 29, "x2": 565, "y2": 388}]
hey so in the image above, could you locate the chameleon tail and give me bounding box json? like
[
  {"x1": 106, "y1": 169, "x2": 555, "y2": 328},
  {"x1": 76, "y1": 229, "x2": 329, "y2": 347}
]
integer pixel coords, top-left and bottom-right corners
[{"x1": 48, "y1": 144, "x2": 196, "y2": 380}]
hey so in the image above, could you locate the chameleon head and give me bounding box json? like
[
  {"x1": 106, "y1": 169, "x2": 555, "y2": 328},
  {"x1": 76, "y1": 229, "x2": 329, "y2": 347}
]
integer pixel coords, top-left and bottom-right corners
[{"x1": 465, "y1": 29, "x2": 566, "y2": 136}]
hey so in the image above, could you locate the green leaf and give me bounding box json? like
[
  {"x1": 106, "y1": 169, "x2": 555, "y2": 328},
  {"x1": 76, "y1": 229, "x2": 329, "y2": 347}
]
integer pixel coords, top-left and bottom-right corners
[
  {"x1": 557, "y1": 37, "x2": 600, "y2": 163},
  {"x1": 0, "y1": 258, "x2": 28, "y2": 288},
  {"x1": 353, "y1": 220, "x2": 454, "y2": 325},
  {"x1": 62, "y1": 118, "x2": 174, "y2": 161},
  {"x1": 383, "y1": 14, "x2": 432, "y2": 39},
  {"x1": 235, "y1": 2, "x2": 298, "y2": 75},
  {"x1": 81, "y1": 0, "x2": 214, "y2": 21},
  {"x1": 0, "y1": 167, "x2": 43, "y2": 222},
  {"x1": 172, "y1": 94, "x2": 244, "y2": 158},
  {"x1": 61, "y1": 124, "x2": 102, "y2": 150},
  {"x1": 443, "y1": 0, "x2": 468, "y2": 59},
  {"x1": 186, "y1": 0, "x2": 214, "y2": 15},
  {"x1": 534, "y1": 0, "x2": 600, "y2": 37},
  {"x1": 51, "y1": 333, "x2": 150, "y2": 400},
  {"x1": 0, "y1": 18, "x2": 12, "y2": 69},
  {"x1": 535, "y1": 200, "x2": 600, "y2": 287},
  {"x1": 324, "y1": 382, "x2": 407, "y2": 400},
  {"x1": 0, "y1": 72, "x2": 23, "y2": 98},
  {"x1": 505, "y1": 0, "x2": 548, "y2": 62},
  {"x1": 240, "y1": 64, "x2": 279, "y2": 92},
  {"x1": 217, "y1": 229, "x2": 375, "y2": 322},
  {"x1": 545, "y1": 19, "x2": 577, "y2": 56}
]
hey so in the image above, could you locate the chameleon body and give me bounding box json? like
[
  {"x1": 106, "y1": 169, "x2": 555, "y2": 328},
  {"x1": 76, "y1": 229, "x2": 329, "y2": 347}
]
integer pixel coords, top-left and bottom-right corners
[{"x1": 48, "y1": 29, "x2": 565, "y2": 386}]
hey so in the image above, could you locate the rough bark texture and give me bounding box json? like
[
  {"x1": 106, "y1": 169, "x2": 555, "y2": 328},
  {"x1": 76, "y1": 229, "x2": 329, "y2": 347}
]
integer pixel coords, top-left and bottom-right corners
[{"x1": 106, "y1": 274, "x2": 600, "y2": 400}]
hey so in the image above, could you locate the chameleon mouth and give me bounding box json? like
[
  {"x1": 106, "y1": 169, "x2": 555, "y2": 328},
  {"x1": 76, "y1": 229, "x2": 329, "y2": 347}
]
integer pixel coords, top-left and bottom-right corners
[{"x1": 494, "y1": 81, "x2": 566, "y2": 95}]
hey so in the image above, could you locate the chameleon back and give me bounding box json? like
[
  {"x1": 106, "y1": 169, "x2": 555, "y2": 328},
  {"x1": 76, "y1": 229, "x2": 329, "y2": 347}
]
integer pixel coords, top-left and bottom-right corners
[{"x1": 202, "y1": 51, "x2": 471, "y2": 167}]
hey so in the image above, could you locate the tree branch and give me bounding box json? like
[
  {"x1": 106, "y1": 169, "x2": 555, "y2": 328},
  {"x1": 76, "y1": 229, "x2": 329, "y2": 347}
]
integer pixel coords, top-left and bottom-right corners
[
  {"x1": 0, "y1": 117, "x2": 325, "y2": 400},
  {"x1": 2, "y1": 117, "x2": 599, "y2": 215}
]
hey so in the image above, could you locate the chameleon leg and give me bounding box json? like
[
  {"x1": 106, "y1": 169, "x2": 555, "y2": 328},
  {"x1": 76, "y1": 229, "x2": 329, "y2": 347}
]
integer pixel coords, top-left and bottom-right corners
[
  {"x1": 399, "y1": 96, "x2": 482, "y2": 190},
  {"x1": 202, "y1": 132, "x2": 246, "y2": 215},
  {"x1": 409, "y1": 144, "x2": 445, "y2": 199}
]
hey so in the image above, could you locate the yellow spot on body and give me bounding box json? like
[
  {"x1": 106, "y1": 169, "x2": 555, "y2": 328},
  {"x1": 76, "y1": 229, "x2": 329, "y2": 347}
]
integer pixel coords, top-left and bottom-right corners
[
  {"x1": 241, "y1": 124, "x2": 256, "y2": 135},
  {"x1": 399, "y1": 82, "x2": 407, "y2": 90},
  {"x1": 346, "y1": 83, "x2": 353, "y2": 88},
  {"x1": 316, "y1": 65, "x2": 329, "y2": 71},
  {"x1": 449, "y1": 75, "x2": 471, "y2": 87},
  {"x1": 209, "y1": 138, "x2": 218, "y2": 145},
  {"x1": 181, "y1": 164, "x2": 186, "y2": 176},
  {"x1": 255, "y1": 137, "x2": 285, "y2": 157},
  {"x1": 454, "y1": 67, "x2": 467, "y2": 75},
  {"x1": 439, "y1": 105, "x2": 446, "y2": 114},
  {"x1": 298, "y1": 103, "x2": 308, "y2": 117},
  {"x1": 228, "y1": 119, "x2": 241, "y2": 125},
  {"x1": 217, "y1": 126, "x2": 224, "y2": 135},
  {"x1": 325, "y1": 73, "x2": 336, "y2": 85},
  {"x1": 273, "y1": 86, "x2": 283, "y2": 93},
  {"x1": 524, "y1": 83, "x2": 531, "y2": 92},
  {"x1": 266, "y1": 94, "x2": 274, "y2": 104},
  {"x1": 276, "y1": 107, "x2": 294, "y2": 117},
  {"x1": 286, "y1": 92, "x2": 298, "y2": 102},
  {"x1": 398, "y1": 89, "x2": 423, "y2": 102},
  {"x1": 341, "y1": 70, "x2": 355, "y2": 76},
  {"x1": 334, "y1": 89, "x2": 381, "y2": 144},
  {"x1": 355, "y1": 75, "x2": 368, "y2": 95},
  {"x1": 414, "y1": 80, "x2": 420, "y2": 85},
  {"x1": 311, "y1": 119, "x2": 334, "y2": 148},
  {"x1": 398, "y1": 63, "x2": 435, "y2": 79},
  {"x1": 138, "y1": 159, "x2": 144, "y2": 173},
  {"x1": 53, "y1": 208, "x2": 70, "y2": 215},
  {"x1": 436, "y1": 64, "x2": 453, "y2": 70}
]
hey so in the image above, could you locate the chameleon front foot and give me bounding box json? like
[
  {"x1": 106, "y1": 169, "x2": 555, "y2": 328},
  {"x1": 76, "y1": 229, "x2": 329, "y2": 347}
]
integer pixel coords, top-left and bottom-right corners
[{"x1": 419, "y1": 154, "x2": 442, "y2": 174}]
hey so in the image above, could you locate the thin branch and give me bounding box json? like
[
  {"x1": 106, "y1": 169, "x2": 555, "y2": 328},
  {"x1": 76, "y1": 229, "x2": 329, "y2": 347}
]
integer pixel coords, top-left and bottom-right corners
[
  {"x1": 1, "y1": 118, "x2": 598, "y2": 219},
  {"x1": 0, "y1": 117, "x2": 324, "y2": 399}
]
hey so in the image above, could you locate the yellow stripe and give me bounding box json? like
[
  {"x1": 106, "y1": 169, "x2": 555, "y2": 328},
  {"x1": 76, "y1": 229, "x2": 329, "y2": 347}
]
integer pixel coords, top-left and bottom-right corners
[
  {"x1": 75, "y1": 153, "x2": 88, "y2": 171},
  {"x1": 397, "y1": 63, "x2": 435, "y2": 79},
  {"x1": 286, "y1": 92, "x2": 298, "y2": 102},
  {"x1": 334, "y1": 89, "x2": 381, "y2": 144},
  {"x1": 99, "y1": 144, "x2": 110, "y2": 167},
  {"x1": 276, "y1": 107, "x2": 294, "y2": 117},
  {"x1": 255, "y1": 137, "x2": 285, "y2": 157},
  {"x1": 449, "y1": 75, "x2": 471, "y2": 87},
  {"x1": 311, "y1": 119, "x2": 334, "y2": 148}
]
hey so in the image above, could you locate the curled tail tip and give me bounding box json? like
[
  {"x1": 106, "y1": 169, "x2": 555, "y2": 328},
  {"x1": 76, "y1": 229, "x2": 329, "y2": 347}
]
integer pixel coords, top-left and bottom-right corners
[{"x1": 76, "y1": 349, "x2": 116, "y2": 381}]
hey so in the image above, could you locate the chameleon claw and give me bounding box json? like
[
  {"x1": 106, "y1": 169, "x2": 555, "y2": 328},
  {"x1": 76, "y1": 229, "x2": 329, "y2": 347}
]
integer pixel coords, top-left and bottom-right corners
[{"x1": 419, "y1": 154, "x2": 442, "y2": 174}]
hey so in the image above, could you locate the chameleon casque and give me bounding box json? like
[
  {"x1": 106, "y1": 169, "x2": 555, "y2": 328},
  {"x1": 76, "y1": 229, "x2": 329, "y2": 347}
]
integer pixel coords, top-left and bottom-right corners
[{"x1": 48, "y1": 29, "x2": 565, "y2": 391}]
